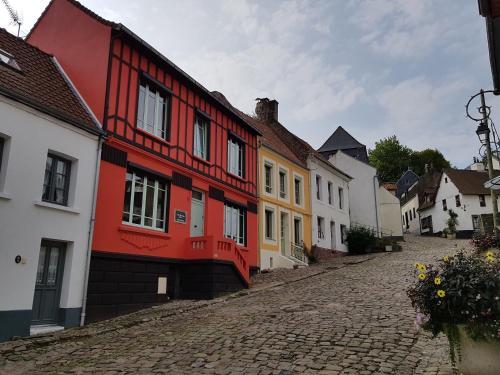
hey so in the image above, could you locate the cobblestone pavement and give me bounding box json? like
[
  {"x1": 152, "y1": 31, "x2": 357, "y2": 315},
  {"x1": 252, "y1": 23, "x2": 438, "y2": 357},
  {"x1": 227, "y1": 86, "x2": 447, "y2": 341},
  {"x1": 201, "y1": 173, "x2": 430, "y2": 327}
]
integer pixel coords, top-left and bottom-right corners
[{"x1": 0, "y1": 235, "x2": 467, "y2": 375}]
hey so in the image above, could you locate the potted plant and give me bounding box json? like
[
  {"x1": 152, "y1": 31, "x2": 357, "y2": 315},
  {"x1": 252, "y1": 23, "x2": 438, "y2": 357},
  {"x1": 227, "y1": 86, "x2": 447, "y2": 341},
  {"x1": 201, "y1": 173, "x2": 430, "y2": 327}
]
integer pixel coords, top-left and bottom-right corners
[
  {"x1": 445, "y1": 209, "x2": 458, "y2": 239},
  {"x1": 407, "y1": 251, "x2": 500, "y2": 374}
]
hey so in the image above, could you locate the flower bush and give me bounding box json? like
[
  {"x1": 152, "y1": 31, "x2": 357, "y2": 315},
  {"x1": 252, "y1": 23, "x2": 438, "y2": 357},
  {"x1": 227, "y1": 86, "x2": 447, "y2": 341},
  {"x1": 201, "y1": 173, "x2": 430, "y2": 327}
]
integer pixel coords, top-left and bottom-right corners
[
  {"x1": 470, "y1": 232, "x2": 499, "y2": 253},
  {"x1": 407, "y1": 251, "x2": 500, "y2": 367},
  {"x1": 345, "y1": 226, "x2": 376, "y2": 254}
]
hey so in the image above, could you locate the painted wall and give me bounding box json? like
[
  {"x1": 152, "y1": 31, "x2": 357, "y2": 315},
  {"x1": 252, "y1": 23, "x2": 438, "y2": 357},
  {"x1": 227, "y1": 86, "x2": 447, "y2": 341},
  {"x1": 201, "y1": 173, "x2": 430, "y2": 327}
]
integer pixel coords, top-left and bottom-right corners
[
  {"x1": 401, "y1": 194, "x2": 420, "y2": 234},
  {"x1": 0, "y1": 97, "x2": 98, "y2": 332},
  {"x1": 378, "y1": 186, "x2": 403, "y2": 237},
  {"x1": 328, "y1": 150, "x2": 381, "y2": 234},
  {"x1": 309, "y1": 156, "x2": 350, "y2": 252},
  {"x1": 27, "y1": 0, "x2": 111, "y2": 123},
  {"x1": 258, "y1": 146, "x2": 311, "y2": 270},
  {"x1": 420, "y1": 172, "x2": 498, "y2": 233}
]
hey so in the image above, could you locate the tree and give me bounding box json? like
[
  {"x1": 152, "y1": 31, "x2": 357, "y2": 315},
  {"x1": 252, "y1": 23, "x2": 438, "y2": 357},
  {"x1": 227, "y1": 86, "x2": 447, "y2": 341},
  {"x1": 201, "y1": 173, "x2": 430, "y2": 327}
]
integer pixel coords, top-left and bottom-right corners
[
  {"x1": 368, "y1": 136, "x2": 413, "y2": 181},
  {"x1": 409, "y1": 149, "x2": 451, "y2": 176}
]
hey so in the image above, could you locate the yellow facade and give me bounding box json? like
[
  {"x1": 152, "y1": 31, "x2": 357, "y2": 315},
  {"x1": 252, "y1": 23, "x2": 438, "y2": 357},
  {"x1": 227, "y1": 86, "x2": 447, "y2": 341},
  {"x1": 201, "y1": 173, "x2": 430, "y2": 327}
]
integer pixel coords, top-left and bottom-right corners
[{"x1": 258, "y1": 145, "x2": 312, "y2": 270}]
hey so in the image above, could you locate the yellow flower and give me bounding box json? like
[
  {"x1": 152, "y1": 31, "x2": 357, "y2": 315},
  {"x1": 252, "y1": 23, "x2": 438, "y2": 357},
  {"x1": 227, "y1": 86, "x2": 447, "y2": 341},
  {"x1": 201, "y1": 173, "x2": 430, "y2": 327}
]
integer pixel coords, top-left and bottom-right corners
[
  {"x1": 437, "y1": 290, "x2": 446, "y2": 298},
  {"x1": 416, "y1": 263, "x2": 426, "y2": 272},
  {"x1": 486, "y1": 255, "x2": 495, "y2": 263},
  {"x1": 486, "y1": 251, "x2": 494, "y2": 258},
  {"x1": 418, "y1": 273, "x2": 427, "y2": 281},
  {"x1": 434, "y1": 277, "x2": 441, "y2": 285},
  {"x1": 443, "y1": 256, "x2": 449, "y2": 262}
]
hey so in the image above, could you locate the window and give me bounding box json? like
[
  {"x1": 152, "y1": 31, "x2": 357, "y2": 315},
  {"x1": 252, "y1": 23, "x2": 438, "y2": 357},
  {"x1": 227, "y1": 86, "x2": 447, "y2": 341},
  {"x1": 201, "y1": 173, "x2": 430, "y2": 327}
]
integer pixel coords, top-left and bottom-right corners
[
  {"x1": 279, "y1": 169, "x2": 287, "y2": 198},
  {"x1": 193, "y1": 113, "x2": 209, "y2": 160},
  {"x1": 472, "y1": 215, "x2": 480, "y2": 232},
  {"x1": 227, "y1": 135, "x2": 244, "y2": 178},
  {"x1": 455, "y1": 195, "x2": 461, "y2": 207},
  {"x1": 338, "y1": 187, "x2": 344, "y2": 210},
  {"x1": 328, "y1": 182, "x2": 333, "y2": 205},
  {"x1": 294, "y1": 217, "x2": 302, "y2": 244},
  {"x1": 136, "y1": 80, "x2": 170, "y2": 139},
  {"x1": 224, "y1": 203, "x2": 246, "y2": 245},
  {"x1": 0, "y1": 48, "x2": 20, "y2": 71},
  {"x1": 442, "y1": 199, "x2": 447, "y2": 211},
  {"x1": 122, "y1": 169, "x2": 168, "y2": 231},
  {"x1": 409, "y1": 210, "x2": 412, "y2": 221},
  {"x1": 294, "y1": 176, "x2": 302, "y2": 205},
  {"x1": 445, "y1": 177, "x2": 448, "y2": 183},
  {"x1": 317, "y1": 216, "x2": 325, "y2": 239},
  {"x1": 265, "y1": 208, "x2": 275, "y2": 240},
  {"x1": 479, "y1": 194, "x2": 486, "y2": 207},
  {"x1": 340, "y1": 224, "x2": 347, "y2": 244},
  {"x1": 0, "y1": 137, "x2": 4, "y2": 174},
  {"x1": 413, "y1": 207, "x2": 416, "y2": 217},
  {"x1": 316, "y1": 175, "x2": 322, "y2": 200},
  {"x1": 264, "y1": 163, "x2": 273, "y2": 193},
  {"x1": 42, "y1": 154, "x2": 71, "y2": 206},
  {"x1": 421, "y1": 216, "x2": 432, "y2": 230}
]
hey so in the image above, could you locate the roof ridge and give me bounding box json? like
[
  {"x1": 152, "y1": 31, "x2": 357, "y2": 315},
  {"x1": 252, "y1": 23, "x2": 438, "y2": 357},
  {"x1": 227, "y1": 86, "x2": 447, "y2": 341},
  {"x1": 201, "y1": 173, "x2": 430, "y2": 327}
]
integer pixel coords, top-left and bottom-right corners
[{"x1": 0, "y1": 27, "x2": 54, "y2": 59}]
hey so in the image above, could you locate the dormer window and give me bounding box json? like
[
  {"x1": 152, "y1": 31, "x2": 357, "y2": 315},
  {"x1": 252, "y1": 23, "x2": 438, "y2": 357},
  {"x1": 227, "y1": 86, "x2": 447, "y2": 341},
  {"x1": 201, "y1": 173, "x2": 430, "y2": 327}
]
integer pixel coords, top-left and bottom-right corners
[{"x1": 0, "y1": 49, "x2": 20, "y2": 71}]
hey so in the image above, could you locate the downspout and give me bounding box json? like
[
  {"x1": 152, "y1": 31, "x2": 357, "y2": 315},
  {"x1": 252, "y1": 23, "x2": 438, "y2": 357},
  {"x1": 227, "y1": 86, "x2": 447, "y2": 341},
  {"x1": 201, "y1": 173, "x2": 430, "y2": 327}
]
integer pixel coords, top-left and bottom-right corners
[
  {"x1": 80, "y1": 136, "x2": 103, "y2": 326},
  {"x1": 373, "y1": 175, "x2": 380, "y2": 237}
]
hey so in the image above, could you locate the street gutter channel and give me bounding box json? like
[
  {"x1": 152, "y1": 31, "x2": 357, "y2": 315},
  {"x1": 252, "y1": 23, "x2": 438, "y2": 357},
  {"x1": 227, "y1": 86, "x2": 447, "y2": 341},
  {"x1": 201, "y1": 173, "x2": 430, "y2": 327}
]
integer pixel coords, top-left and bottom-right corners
[{"x1": 0, "y1": 252, "x2": 388, "y2": 358}]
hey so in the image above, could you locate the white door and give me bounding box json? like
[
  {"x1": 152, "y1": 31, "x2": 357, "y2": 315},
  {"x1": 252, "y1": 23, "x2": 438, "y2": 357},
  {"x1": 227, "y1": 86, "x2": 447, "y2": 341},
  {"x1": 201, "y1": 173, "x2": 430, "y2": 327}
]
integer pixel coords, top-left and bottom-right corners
[
  {"x1": 280, "y1": 212, "x2": 289, "y2": 256},
  {"x1": 190, "y1": 190, "x2": 205, "y2": 237}
]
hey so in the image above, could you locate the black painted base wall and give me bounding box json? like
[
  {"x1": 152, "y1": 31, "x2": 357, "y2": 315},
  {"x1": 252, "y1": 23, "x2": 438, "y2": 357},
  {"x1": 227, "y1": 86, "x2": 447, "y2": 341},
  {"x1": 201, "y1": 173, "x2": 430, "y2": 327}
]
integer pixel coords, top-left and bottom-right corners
[
  {"x1": 0, "y1": 310, "x2": 31, "y2": 342},
  {"x1": 86, "y1": 252, "x2": 246, "y2": 323}
]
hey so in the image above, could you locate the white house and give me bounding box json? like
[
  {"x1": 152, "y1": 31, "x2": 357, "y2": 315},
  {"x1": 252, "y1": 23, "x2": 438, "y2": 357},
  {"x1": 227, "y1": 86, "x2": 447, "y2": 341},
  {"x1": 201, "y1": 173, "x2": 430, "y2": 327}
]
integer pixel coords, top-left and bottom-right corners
[
  {"x1": 419, "y1": 167, "x2": 498, "y2": 237},
  {"x1": 309, "y1": 154, "x2": 351, "y2": 253},
  {"x1": 378, "y1": 185, "x2": 403, "y2": 238},
  {"x1": 0, "y1": 30, "x2": 103, "y2": 341}
]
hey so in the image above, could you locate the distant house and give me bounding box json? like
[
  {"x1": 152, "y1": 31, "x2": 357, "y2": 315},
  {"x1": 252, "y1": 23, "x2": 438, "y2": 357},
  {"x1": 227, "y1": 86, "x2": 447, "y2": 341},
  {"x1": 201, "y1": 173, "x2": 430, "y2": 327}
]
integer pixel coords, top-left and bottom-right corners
[
  {"x1": 400, "y1": 170, "x2": 441, "y2": 234},
  {"x1": 396, "y1": 170, "x2": 419, "y2": 199},
  {"x1": 418, "y1": 167, "x2": 499, "y2": 238},
  {"x1": 320, "y1": 127, "x2": 402, "y2": 238},
  {"x1": 382, "y1": 182, "x2": 397, "y2": 196},
  {"x1": 318, "y1": 126, "x2": 369, "y2": 163}
]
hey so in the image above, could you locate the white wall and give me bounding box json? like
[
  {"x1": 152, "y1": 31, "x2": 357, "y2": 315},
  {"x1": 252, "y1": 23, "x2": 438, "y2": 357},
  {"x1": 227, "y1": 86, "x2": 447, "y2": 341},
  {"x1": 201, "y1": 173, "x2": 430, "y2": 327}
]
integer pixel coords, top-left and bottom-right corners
[
  {"x1": 378, "y1": 186, "x2": 403, "y2": 237},
  {"x1": 309, "y1": 156, "x2": 350, "y2": 252},
  {"x1": 401, "y1": 194, "x2": 420, "y2": 234},
  {"x1": 420, "y1": 172, "x2": 497, "y2": 233},
  {"x1": 0, "y1": 96, "x2": 98, "y2": 313},
  {"x1": 329, "y1": 150, "x2": 381, "y2": 235}
]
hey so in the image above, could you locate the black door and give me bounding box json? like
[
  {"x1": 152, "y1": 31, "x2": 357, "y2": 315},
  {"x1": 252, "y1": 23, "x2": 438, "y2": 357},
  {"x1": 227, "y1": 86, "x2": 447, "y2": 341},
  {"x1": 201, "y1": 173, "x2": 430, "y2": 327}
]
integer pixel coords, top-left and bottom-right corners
[{"x1": 32, "y1": 241, "x2": 66, "y2": 325}]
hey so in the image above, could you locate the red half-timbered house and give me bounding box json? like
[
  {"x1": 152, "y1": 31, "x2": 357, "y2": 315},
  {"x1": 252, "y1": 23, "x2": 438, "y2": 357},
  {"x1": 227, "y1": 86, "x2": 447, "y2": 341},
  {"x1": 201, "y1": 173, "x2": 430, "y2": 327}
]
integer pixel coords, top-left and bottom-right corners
[{"x1": 28, "y1": 0, "x2": 259, "y2": 322}]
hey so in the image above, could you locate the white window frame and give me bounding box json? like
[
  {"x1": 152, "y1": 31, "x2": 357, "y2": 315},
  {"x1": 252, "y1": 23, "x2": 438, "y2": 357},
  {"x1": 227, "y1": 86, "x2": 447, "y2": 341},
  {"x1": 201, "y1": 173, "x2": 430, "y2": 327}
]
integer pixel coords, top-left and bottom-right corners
[
  {"x1": 194, "y1": 114, "x2": 209, "y2": 160},
  {"x1": 224, "y1": 203, "x2": 246, "y2": 245},
  {"x1": 317, "y1": 216, "x2": 325, "y2": 239},
  {"x1": 293, "y1": 173, "x2": 304, "y2": 207},
  {"x1": 137, "y1": 81, "x2": 169, "y2": 140},
  {"x1": 338, "y1": 187, "x2": 344, "y2": 210},
  {"x1": 328, "y1": 181, "x2": 333, "y2": 205},
  {"x1": 278, "y1": 167, "x2": 288, "y2": 200},
  {"x1": 264, "y1": 162, "x2": 274, "y2": 194},
  {"x1": 122, "y1": 170, "x2": 168, "y2": 231},
  {"x1": 264, "y1": 208, "x2": 275, "y2": 240},
  {"x1": 227, "y1": 136, "x2": 244, "y2": 178}
]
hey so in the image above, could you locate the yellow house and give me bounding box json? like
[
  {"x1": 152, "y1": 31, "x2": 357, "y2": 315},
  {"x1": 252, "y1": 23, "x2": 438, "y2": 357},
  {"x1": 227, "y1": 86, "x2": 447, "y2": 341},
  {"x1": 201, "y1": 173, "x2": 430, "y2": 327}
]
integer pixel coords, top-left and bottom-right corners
[{"x1": 244, "y1": 100, "x2": 312, "y2": 269}]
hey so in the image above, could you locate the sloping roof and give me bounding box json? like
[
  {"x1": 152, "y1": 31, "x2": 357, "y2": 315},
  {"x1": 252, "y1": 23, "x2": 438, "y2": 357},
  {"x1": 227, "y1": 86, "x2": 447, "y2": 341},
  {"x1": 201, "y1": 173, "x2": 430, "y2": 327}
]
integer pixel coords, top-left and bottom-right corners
[
  {"x1": 402, "y1": 170, "x2": 441, "y2": 208},
  {"x1": 0, "y1": 28, "x2": 101, "y2": 135},
  {"x1": 444, "y1": 168, "x2": 499, "y2": 195},
  {"x1": 318, "y1": 126, "x2": 365, "y2": 152},
  {"x1": 396, "y1": 170, "x2": 420, "y2": 198},
  {"x1": 30, "y1": 0, "x2": 260, "y2": 136},
  {"x1": 382, "y1": 182, "x2": 397, "y2": 191}
]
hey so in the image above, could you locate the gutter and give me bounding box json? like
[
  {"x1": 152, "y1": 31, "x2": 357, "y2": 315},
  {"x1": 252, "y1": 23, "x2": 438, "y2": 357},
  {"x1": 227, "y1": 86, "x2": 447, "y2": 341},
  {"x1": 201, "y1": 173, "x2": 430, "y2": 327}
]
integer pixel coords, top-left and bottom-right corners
[
  {"x1": 373, "y1": 175, "x2": 380, "y2": 236},
  {"x1": 80, "y1": 136, "x2": 103, "y2": 326}
]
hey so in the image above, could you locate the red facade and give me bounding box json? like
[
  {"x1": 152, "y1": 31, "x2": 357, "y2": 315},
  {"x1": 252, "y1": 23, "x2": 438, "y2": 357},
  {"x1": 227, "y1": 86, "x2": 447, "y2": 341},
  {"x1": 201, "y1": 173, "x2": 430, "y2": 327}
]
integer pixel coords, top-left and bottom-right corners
[{"x1": 29, "y1": 0, "x2": 259, "y2": 320}]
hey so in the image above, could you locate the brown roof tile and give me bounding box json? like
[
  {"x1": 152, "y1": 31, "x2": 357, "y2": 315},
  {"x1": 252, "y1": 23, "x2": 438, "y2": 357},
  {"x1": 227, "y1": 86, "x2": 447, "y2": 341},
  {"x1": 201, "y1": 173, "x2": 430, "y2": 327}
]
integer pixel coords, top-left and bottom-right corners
[
  {"x1": 444, "y1": 168, "x2": 499, "y2": 195},
  {"x1": 0, "y1": 28, "x2": 101, "y2": 134}
]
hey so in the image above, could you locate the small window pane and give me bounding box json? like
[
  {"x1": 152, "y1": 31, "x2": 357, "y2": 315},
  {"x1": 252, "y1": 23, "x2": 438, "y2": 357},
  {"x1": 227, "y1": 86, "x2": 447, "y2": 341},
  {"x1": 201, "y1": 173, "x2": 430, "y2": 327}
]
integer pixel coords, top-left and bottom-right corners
[
  {"x1": 137, "y1": 86, "x2": 146, "y2": 129},
  {"x1": 46, "y1": 247, "x2": 60, "y2": 285},
  {"x1": 36, "y1": 246, "x2": 47, "y2": 284}
]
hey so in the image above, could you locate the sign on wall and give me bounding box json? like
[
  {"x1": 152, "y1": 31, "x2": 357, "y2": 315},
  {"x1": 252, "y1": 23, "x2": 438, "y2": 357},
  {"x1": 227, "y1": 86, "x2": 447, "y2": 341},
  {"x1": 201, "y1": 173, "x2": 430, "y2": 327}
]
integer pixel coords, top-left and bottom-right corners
[{"x1": 174, "y1": 210, "x2": 187, "y2": 224}]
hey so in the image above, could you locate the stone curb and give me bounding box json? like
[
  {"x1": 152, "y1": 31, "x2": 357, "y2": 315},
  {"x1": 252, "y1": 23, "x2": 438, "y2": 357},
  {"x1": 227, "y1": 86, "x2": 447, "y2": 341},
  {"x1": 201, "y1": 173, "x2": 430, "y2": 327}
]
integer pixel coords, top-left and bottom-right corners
[{"x1": 0, "y1": 252, "x2": 386, "y2": 357}]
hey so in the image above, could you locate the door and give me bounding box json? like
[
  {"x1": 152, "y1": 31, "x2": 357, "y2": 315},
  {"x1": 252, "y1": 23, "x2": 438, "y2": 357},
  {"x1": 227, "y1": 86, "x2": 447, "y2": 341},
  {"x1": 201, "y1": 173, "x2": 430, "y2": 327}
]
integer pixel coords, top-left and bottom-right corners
[
  {"x1": 190, "y1": 190, "x2": 205, "y2": 237},
  {"x1": 32, "y1": 241, "x2": 66, "y2": 325},
  {"x1": 280, "y1": 212, "x2": 288, "y2": 255},
  {"x1": 330, "y1": 221, "x2": 336, "y2": 249},
  {"x1": 294, "y1": 217, "x2": 302, "y2": 244}
]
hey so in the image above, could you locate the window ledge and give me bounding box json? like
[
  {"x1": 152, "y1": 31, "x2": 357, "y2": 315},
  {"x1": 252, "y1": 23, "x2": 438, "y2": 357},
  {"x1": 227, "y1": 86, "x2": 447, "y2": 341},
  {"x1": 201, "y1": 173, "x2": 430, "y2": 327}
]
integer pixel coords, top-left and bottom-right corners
[
  {"x1": 34, "y1": 200, "x2": 80, "y2": 214},
  {"x1": 0, "y1": 191, "x2": 12, "y2": 200},
  {"x1": 192, "y1": 155, "x2": 212, "y2": 166},
  {"x1": 136, "y1": 127, "x2": 171, "y2": 145},
  {"x1": 119, "y1": 224, "x2": 171, "y2": 239},
  {"x1": 228, "y1": 172, "x2": 246, "y2": 182}
]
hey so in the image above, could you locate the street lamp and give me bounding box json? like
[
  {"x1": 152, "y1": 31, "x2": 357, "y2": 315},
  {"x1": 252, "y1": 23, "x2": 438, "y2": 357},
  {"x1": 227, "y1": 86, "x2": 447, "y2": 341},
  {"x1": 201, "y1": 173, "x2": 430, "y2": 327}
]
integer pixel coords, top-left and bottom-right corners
[{"x1": 476, "y1": 121, "x2": 490, "y2": 145}]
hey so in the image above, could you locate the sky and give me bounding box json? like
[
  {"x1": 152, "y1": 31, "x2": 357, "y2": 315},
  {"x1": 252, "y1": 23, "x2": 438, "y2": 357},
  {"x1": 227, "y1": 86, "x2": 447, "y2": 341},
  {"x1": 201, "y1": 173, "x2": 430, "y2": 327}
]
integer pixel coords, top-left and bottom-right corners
[{"x1": 0, "y1": 0, "x2": 496, "y2": 168}]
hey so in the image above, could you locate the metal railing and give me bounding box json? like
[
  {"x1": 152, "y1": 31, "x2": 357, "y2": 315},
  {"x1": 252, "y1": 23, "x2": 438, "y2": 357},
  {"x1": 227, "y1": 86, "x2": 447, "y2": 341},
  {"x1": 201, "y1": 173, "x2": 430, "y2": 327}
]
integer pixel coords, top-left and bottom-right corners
[{"x1": 291, "y1": 242, "x2": 307, "y2": 263}]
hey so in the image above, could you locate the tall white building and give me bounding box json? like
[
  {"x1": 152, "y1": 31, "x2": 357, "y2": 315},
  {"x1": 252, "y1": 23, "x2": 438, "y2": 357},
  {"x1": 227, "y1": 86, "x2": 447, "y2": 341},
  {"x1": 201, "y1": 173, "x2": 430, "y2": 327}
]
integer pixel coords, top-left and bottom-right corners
[{"x1": 0, "y1": 30, "x2": 103, "y2": 341}]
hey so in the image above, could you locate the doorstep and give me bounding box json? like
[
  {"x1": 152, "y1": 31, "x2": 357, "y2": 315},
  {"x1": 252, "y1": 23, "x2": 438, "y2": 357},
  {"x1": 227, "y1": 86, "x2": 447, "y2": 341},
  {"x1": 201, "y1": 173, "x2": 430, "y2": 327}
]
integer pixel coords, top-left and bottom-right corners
[{"x1": 30, "y1": 324, "x2": 64, "y2": 336}]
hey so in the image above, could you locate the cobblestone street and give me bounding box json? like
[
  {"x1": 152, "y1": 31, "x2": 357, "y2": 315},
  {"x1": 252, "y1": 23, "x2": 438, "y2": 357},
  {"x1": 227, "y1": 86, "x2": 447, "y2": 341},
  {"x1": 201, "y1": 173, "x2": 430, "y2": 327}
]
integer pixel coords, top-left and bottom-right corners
[{"x1": 0, "y1": 235, "x2": 467, "y2": 375}]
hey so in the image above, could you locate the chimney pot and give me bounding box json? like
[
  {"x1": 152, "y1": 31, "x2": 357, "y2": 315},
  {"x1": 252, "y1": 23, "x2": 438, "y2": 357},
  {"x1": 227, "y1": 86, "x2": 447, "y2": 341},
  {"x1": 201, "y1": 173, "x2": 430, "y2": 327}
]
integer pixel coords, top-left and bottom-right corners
[{"x1": 255, "y1": 98, "x2": 279, "y2": 122}]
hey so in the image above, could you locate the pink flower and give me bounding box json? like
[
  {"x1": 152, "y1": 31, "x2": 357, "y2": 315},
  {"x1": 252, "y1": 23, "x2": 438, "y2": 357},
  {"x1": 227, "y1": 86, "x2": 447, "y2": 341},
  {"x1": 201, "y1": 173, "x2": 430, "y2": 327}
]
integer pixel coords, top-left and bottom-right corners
[{"x1": 415, "y1": 312, "x2": 429, "y2": 330}]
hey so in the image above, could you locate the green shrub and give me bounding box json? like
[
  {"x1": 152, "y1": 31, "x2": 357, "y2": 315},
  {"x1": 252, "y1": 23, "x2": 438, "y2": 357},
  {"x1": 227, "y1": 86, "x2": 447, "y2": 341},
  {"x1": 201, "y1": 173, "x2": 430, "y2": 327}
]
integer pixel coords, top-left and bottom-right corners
[{"x1": 345, "y1": 226, "x2": 376, "y2": 254}]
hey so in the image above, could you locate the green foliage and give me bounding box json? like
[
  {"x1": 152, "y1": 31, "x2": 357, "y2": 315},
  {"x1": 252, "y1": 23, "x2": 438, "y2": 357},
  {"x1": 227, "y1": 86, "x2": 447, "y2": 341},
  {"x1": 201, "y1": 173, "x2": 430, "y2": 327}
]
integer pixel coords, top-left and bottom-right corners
[
  {"x1": 471, "y1": 233, "x2": 499, "y2": 253},
  {"x1": 407, "y1": 251, "x2": 499, "y2": 351},
  {"x1": 446, "y1": 210, "x2": 459, "y2": 234},
  {"x1": 368, "y1": 136, "x2": 451, "y2": 181},
  {"x1": 345, "y1": 226, "x2": 376, "y2": 254}
]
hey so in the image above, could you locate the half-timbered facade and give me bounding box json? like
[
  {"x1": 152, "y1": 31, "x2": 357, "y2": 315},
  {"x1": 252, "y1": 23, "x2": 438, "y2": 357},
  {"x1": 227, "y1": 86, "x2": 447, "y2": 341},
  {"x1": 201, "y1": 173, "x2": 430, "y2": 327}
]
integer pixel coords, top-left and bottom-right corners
[{"x1": 28, "y1": 0, "x2": 260, "y2": 322}]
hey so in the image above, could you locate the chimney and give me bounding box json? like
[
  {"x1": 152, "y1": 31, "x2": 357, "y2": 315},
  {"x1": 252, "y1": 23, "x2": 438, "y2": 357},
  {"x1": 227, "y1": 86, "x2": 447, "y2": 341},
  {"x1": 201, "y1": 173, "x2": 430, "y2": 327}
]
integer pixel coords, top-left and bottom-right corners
[
  {"x1": 255, "y1": 98, "x2": 279, "y2": 122},
  {"x1": 470, "y1": 157, "x2": 485, "y2": 171}
]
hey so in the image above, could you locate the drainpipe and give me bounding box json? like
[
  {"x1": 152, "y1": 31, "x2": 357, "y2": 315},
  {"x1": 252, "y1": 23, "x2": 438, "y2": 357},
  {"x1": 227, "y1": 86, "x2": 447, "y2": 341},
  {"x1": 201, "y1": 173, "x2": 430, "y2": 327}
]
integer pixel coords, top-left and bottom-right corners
[
  {"x1": 80, "y1": 136, "x2": 103, "y2": 326},
  {"x1": 373, "y1": 175, "x2": 380, "y2": 237}
]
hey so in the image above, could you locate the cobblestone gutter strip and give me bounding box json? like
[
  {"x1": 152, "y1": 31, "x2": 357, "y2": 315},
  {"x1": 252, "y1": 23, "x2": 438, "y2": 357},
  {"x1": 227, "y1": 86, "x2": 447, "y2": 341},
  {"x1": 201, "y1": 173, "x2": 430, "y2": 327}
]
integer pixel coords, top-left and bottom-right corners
[{"x1": 0, "y1": 253, "x2": 386, "y2": 358}]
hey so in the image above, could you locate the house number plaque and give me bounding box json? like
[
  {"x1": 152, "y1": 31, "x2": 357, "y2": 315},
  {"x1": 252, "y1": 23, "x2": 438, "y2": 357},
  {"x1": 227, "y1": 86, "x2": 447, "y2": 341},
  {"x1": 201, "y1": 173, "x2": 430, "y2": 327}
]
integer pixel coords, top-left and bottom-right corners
[{"x1": 174, "y1": 210, "x2": 187, "y2": 224}]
